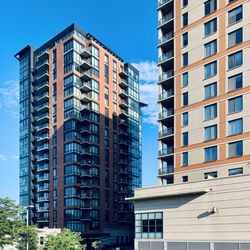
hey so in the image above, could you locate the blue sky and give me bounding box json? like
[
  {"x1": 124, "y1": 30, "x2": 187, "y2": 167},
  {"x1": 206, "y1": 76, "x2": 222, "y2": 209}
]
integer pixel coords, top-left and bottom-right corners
[{"x1": 0, "y1": 0, "x2": 159, "y2": 202}]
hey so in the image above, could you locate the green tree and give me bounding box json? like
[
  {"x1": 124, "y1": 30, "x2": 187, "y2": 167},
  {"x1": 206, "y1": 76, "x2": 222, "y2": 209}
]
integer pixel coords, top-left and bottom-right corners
[
  {"x1": 0, "y1": 198, "x2": 38, "y2": 250},
  {"x1": 91, "y1": 240, "x2": 101, "y2": 250},
  {"x1": 44, "y1": 229, "x2": 85, "y2": 250}
]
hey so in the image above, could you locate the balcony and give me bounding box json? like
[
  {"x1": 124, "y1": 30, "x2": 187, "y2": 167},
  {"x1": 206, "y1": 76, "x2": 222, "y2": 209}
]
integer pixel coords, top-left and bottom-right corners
[
  {"x1": 158, "y1": 12, "x2": 173, "y2": 27},
  {"x1": 119, "y1": 69, "x2": 128, "y2": 79},
  {"x1": 158, "y1": 0, "x2": 173, "y2": 8},
  {"x1": 159, "y1": 70, "x2": 174, "y2": 82},
  {"x1": 119, "y1": 149, "x2": 128, "y2": 156},
  {"x1": 159, "y1": 147, "x2": 174, "y2": 157},
  {"x1": 119, "y1": 129, "x2": 128, "y2": 138},
  {"x1": 158, "y1": 165, "x2": 174, "y2": 175},
  {"x1": 119, "y1": 139, "x2": 128, "y2": 146},
  {"x1": 81, "y1": 92, "x2": 92, "y2": 103},
  {"x1": 80, "y1": 81, "x2": 91, "y2": 92},
  {"x1": 81, "y1": 159, "x2": 93, "y2": 167},
  {"x1": 159, "y1": 127, "x2": 174, "y2": 138},
  {"x1": 81, "y1": 180, "x2": 92, "y2": 188},
  {"x1": 36, "y1": 134, "x2": 49, "y2": 143},
  {"x1": 80, "y1": 126, "x2": 92, "y2": 135},
  {"x1": 119, "y1": 79, "x2": 128, "y2": 88},
  {"x1": 81, "y1": 150, "x2": 92, "y2": 156},
  {"x1": 36, "y1": 71, "x2": 49, "y2": 82},
  {"x1": 35, "y1": 123, "x2": 49, "y2": 133},
  {"x1": 37, "y1": 195, "x2": 49, "y2": 202},
  {"x1": 37, "y1": 163, "x2": 49, "y2": 172},
  {"x1": 36, "y1": 216, "x2": 49, "y2": 222},
  {"x1": 37, "y1": 143, "x2": 49, "y2": 152},
  {"x1": 119, "y1": 119, "x2": 128, "y2": 127},
  {"x1": 81, "y1": 205, "x2": 92, "y2": 210},
  {"x1": 159, "y1": 89, "x2": 174, "y2": 101},
  {"x1": 81, "y1": 171, "x2": 92, "y2": 178},
  {"x1": 159, "y1": 108, "x2": 174, "y2": 120},
  {"x1": 35, "y1": 91, "x2": 49, "y2": 104},
  {"x1": 80, "y1": 137, "x2": 92, "y2": 145},
  {"x1": 81, "y1": 47, "x2": 92, "y2": 58},
  {"x1": 80, "y1": 58, "x2": 92, "y2": 70},
  {"x1": 36, "y1": 206, "x2": 49, "y2": 212},
  {"x1": 81, "y1": 192, "x2": 92, "y2": 199},
  {"x1": 119, "y1": 168, "x2": 129, "y2": 175},
  {"x1": 119, "y1": 110, "x2": 129, "y2": 119},
  {"x1": 119, "y1": 100, "x2": 128, "y2": 109},
  {"x1": 81, "y1": 69, "x2": 92, "y2": 81},
  {"x1": 37, "y1": 174, "x2": 49, "y2": 182},
  {"x1": 36, "y1": 59, "x2": 49, "y2": 71},
  {"x1": 35, "y1": 112, "x2": 49, "y2": 123},
  {"x1": 119, "y1": 89, "x2": 128, "y2": 99},
  {"x1": 159, "y1": 51, "x2": 174, "y2": 64},
  {"x1": 34, "y1": 81, "x2": 49, "y2": 93},
  {"x1": 37, "y1": 50, "x2": 49, "y2": 61},
  {"x1": 119, "y1": 159, "x2": 129, "y2": 165},
  {"x1": 36, "y1": 154, "x2": 49, "y2": 162},
  {"x1": 159, "y1": 32, "x2": 174, "y2": 45},
  {"x1": 35, "y1": 102, "x2": 49, "y2": 113}
]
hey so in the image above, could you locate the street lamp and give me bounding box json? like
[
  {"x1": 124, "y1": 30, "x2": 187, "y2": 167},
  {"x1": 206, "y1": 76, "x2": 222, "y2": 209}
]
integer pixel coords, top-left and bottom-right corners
[{"x1": 24, "y1": 205, "x2": 34, "y2": 250}]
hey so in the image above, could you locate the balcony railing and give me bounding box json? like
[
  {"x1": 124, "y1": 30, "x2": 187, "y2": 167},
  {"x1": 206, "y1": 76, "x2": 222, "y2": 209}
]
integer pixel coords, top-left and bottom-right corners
[
  {"x1": 158, "y1": 0, "x2": 173, "y2": 7},
  {"x1": 80, "y1": 81, "x2": 91, "y2": 92},
  {"x1": 159, "y1": 127, "x2": 174, "y2": 137},
  {"x1": 159, "y1": 31, "x2": 173, "y2": 45},
  {"x1": 159, "y1": 108, "x2": 174, "y2": 119},
  {"x1": 159, "y1": 70, "x2": 174, "y2": 82},
  {"x1": 34, "y1": 81, "x2": 49, "y2": 92},
  {"x1": 37, "y1": 143, "x2": 49, "y2": 152},
  {"x1": 159, "y1": 51, "x2": 174, "y2": 63},
  {"x1": 159, "y1": 147, "x2": 174, "y2": 157},
  {"x1": 159, "y1": 12, "x2": 173, "y2": 26},
  {"x1": 35, "y1": 91, "x2": 49, "y2": 102},
  {"x1": 119, "y1": 69, "x2": 128, "y2": 79},
  {"x1": 37, "y1": 174, "x2": 49, "y2": 182},
  {"x1": 158, "y1": 165, "x2": 174, "y2": 175},
  {"x1": 81, "y1": 47, "x2": 92, "y2": 58},
  {"x1": 159, "y1": 89, "x2": 174, "y2": 101},
  {"x1": 37, "y1": 163, "x2": 49, "y2": 172}
]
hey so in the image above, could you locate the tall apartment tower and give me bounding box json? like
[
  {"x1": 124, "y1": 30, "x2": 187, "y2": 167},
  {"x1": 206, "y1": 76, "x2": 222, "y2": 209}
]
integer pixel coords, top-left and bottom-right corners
[
  {"x1": 15, "y1": 23, "x2": 143, "y2": 249},
  {"x1": 158, "y1": 0, "x2": 250, "y2": 184},
  {"x1": 130, "y1": 0, "x2": 250, "y2": 249}
]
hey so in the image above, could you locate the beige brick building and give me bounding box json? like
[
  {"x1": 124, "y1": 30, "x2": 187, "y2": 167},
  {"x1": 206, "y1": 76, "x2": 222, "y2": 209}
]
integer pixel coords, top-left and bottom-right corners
[{"x1": 129, "y1": 0, "x2": 250, "y2": 249}]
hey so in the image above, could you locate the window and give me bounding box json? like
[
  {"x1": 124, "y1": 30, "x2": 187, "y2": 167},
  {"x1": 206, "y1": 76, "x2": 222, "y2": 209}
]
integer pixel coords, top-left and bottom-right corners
[
  {"x1": 228, "y1": 28, "x2": 243, "y2": 48},
  {"x1": 183, "y1": 0, "x2": 188, "y2": 7},
  {"x1": 228, "y1": 118, "x2": 243, "y2": 135},
  {"x1": 228, "y1": 96, "x2": 242, "y2": 114},
  {"x1": 182, "y1": 132, "x2": 188, "y2": 146},
  {"x1": 204, "y1": 82, "x2": 217, "y2": 99},
  {"x1": 182, "y1": 112, "x2": 188, "y2": 126},
  {"x1": 183, "y1": 52, "x2": 188, "y2": 66},
  {"x1": 204, "y1": 61, "x2": 217, "y2": 79},
  {"x1": 205, "y1": 103, "x2": 217, "y2": 120},
  {"x1": 204, "y1": 125, "x2": 217, "y2": 141},
  {"x1": 204, "y1": 0, "x2": 217, "y2": 15},
  {"x1": 204, "y1": 40, "x2": 217, "y2": 57},
  {"x1": 183, "y1": 13, "x2": 188, "y2": 27},
  {"x1": 182, "y1": 176, "x2": 188, "y2": 182},
  {"x1": 228, "y1": 73, "x2": 242, "y2": 91},
  {"x1": 182, "y1": 72, "x2": 188, "y2": 87},
  {"x1": 228, "y1": 6, "x2": 243, "y2": 26},
  {"x1": 182, "y1": 152, "x2": 188, "y2": 166},
  {"x1": 183, "y1": 92, "x2": 188, "y2": 106},
  {"x1": 229, "y1": 167, "x2": 243, "y2": 176},
  {"x1": 204, "y1": 146, "x2": 217, "y2": 162},
  {"x1": 182, "y1": 32, "x2": 188, "y2": 47},
  {"x1": 229, "y1": 140, "x2": 243, "y2": 157},
  {"x1": 204, "y1": 18, "x2": 217, "y2": 36},
  {"x1": 135, "y1": 213, "x2": 163, "y2": 239},
  {"x1": 228, "y1": 51, "x2": 242, "y2": 69},
  {"x1": 204, "y1": 171, "x2": 217, "y2": 179}
]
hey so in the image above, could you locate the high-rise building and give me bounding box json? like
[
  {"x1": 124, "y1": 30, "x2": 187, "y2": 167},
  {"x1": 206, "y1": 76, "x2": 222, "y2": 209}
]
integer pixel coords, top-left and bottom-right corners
[
  {"x1": 15, "y1": 23, "x2": 143, "y2": 249},
  {"x1": 130, "y1": 0, "x2": 250, "y2": 249}
]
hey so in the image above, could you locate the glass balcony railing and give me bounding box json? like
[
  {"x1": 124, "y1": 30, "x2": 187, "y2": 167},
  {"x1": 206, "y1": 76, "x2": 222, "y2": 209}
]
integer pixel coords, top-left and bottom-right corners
[
  {"x1": 158, "y1": 0, "x2": 173, "y2": 7},
  {"x1": 159, "y1": 147, "x2": 174, "y2": 157},
  {"x1": 159, "y1": 70, "x2": 174, "y2": 82},
  {"x1": 159, "y1": 32, "x2": 173, "y2": 45},
  {"x1": 159, "y1": 127, "x2": 174, "y2": 137},
  {"x1": 159, "y1": 12, "x2": 173, "y2": 26},
  {"x1": 37, "y1": 163, "x2": 49, "y2": 172},
  {"x1": 159, "y1": 108, "x2": 174, "y2": 119},
  {"x1": 159, "y1": 51, "x2": 174, "y2": 63},
  {"x1": 159, "y1": 89, "x2": 174, "y2": 100},
  {"x1": 158, "y1": 165, "x2": 174, "y2": 175}
]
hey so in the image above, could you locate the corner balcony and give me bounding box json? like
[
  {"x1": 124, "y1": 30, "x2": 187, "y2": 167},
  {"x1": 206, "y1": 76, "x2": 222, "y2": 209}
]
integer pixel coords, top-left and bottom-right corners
[
  {"x1": 158, "y1": 108, "x2": 174, "y2": 120},
  {"x1": 119, "y1": 109, "x2": 129, "y2": 119},
  {"x1": 36, "y1": 216, "x2": 49, "y2": 222},
  {"x1": 159, "y1": 89, "x2": 174, "y2": 102},
  {"x1": 80, "y1": 69, "x2": 92, "y2": 81},
  {"x1": 36, "y1": 134, "x2": 49, "y2": 143},
  {"x1": 34, "y1": 81, "x2": 49, "y2": 93},
  {"x1": 81, "y1": 180, "x2": 92, "y2": 189},
  {"x1": 36, "y1": 206, "x2": 49, "y2": 212},
  {"x1": 36, "y1": 71, "x2": 49, "y2": 82},
  {"x1": 80, "y1": 58, "x2": 92, "y2": 70},
  {"x1": 81, "y1": 170, "x2": 92, "y2": 178},
  {"x1": 119, "y1": 149, "x2": 128, "y2": 156},
  {"x1": 158, "y1": 32, "x2": 174, "y2": 46},
  {"x1": 81, "y1": 92, "x2": 92, "y2": 103},
  {"x1": 119, "y1": 79, "x2": 128, "y2": 88},
  {"x1": 119, "y1": 167, "x2": 129, "y2": 175},
  {"x1": 36, "y1": 154, "x2": 49, "y2": 163},
  {"x1": 37, "y1": 174, "x2": 49, "y2": 182},
  {"x1": 119, "y1": 129, "x2": 128, "y2": 138},
  {"x1": 81, "y1": 47, "x2": 92, "y2": 58},
  {"x1": 37, "y1": 195, "x2": 49, "y2": 202},
  {"x1": 36, "y1": 142, "x2": 49, "y2": 152},
  {"x1": 159, "y1": 51, "x2": 174, "y2": 65},
  {"x1": 36, "y1": 59, "x2": 49, "y2": 71},
  {"x1": 159, "y1": 127, "x2": 174, "y2": 139},
  {"x1": 35, "y1": 112, "x2": 49, "y2": 123},
  {"x1": 37, "y1": 163, "x2": 49, "y2": 173},
  {"x1": 35, "y1": 102, "x2": 49, "y2": 113},
  {"x1": 118, "y1": 159, "x2": 129, "y2": 166},
  {"x1": 37, "y1": 50, "x2": 49, "y2": 61},
  {"x1": 119, "y1": 69, "x2": 128, "y2": 79},
  {"x1": 119, "y1": 100, "x2": 128, "y2": 109},
  {"x1": 158, "y1": 147, "x2": 174, "y2": 158},
  {"x1": 119, "y1": 139, "x2": 128, "y2": 146},
  {"x1": 119, "y1": 89, "x2": 128, "y2": 99},
  {"x1": 35, "y1": 123, "x2": 49, "y2": 133},
  {"x1": 80, "y1": 81, "x2": 91, "y2": 92},
  {"x1": 158, "y1": 12, "x2": 173, "y2": 28},
  {"x1": 158, "y1": 0, "x2": 173, "y2": 9},
  {"x1": 158, "y1": 165, "x2": 174, "y2": 176},
  {"x1": 119, "y1": 118, "x2": 128, "y2": 128},
  {"x1": 159, "y1": 70, "x2": 174, "y2": 83},
  {"x1": 35, "y1": 91, "x2": 49, "y2": 104}
]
